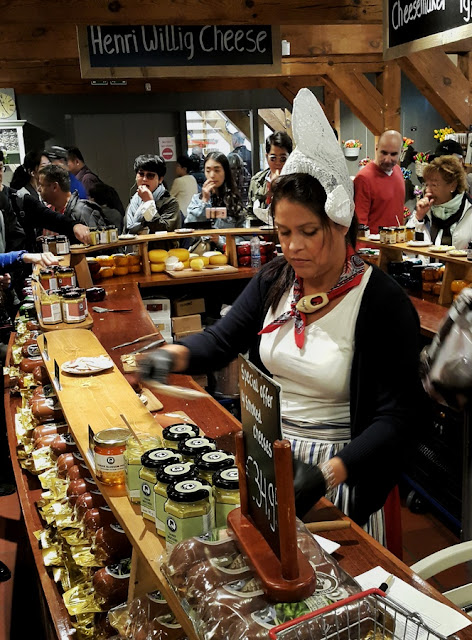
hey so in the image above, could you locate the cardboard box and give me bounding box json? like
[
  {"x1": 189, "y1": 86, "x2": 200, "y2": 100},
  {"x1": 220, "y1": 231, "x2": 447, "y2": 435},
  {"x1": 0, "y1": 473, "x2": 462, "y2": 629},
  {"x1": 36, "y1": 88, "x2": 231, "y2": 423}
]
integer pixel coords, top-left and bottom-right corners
[
  {"x1": 173, "y1": 328, "x2": 203, "y2": 341},
  {"x1": 154, "y1": 319, "x2": 173, "y2": 336},
  {"x1": 173, "y1": 297, "x2": 205, "y2": 317},
  {"x1": 172, "y1": 314, "x2": 202, "y2": 334},
  {"x1": 144, "y1": 297, "x2": 171, "y2": 325}
]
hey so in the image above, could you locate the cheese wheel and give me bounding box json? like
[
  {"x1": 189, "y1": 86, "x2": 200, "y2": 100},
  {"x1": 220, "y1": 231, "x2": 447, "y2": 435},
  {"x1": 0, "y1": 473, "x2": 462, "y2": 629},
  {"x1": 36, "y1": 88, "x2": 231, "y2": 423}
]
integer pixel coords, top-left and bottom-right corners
[
  {"x1": 128, "y1": 264, "x2": 141, "y2": 273},
  {"x1": 149, "y1": 249, "x2": 168, "y2": 263},
  {"x1": 203, "y1": 251, "x2": 222, "y2": 258},
  {"x1": 127, "y1": 253, "x2": 140, "y2": 265},
  {"x1": 150, "y1": 262, "x2": 166, "y2": 273},
  {"x1": 209, "y1": 254, "x2": 228, "y2": 265},
  {"x1": 112, "y1": 254, "x2": 128, "y2": 266},
  {"x1": 181, "y1": 260, "x2": 190, "y2": 269},
  {"x1": 96, "y1": 255, "x2": 114, "y2": 267},
  {"x1": 168, "y1": 248, "x2": 190, "y2": 261},
  {"x1": 99, "y1": 266, "x2": 115, "y2": 278},
  {"x1": 200, "y1": 255, "x2": 210, "y2": 266},
  {"x1": 189, "y1": 253, "x2": 200, "y2": 261},
  {"x1": 190, "y1": 258, "x2": 204, "y2": 271},
  {"x1": 114, "y1": 266, "x2": 129, "y2": 276}
]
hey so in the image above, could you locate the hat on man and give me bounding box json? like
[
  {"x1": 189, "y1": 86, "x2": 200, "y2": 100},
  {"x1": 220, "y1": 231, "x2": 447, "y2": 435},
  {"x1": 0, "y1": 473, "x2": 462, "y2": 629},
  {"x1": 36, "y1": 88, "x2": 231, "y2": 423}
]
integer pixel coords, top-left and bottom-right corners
[
  {"x1": 435, "y1": 139, "x2": 464, "y2": 158},
  {"x1": 46, "y1": 145, "x2": 68, "y2": 161}
]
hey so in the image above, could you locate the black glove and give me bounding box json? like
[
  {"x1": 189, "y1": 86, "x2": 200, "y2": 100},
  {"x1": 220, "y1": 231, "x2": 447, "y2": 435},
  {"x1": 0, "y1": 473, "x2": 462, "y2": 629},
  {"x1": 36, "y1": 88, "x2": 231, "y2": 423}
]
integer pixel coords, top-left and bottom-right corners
[
  {"x1": 139, "y1": 349, "x2": 175, "y2": 384},
  {"x1": 292, "y1": 458, "x2": 327, "y2": 519}
]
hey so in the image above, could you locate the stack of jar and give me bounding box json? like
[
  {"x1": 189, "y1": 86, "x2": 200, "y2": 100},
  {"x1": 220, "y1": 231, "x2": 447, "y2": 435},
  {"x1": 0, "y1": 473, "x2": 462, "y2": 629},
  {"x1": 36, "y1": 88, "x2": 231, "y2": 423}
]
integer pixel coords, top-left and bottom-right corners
[
  {"x1": 39, "y1": 266, "x2": 88, "y2": 324},
  {"x1": 39, "y1": 235, "x2": 70, "y2": 255},
  {"x1": 422, "y1": 264, "x2": 444, "y2": 298},
  {"x1": 379, "y1": 226, "x2": 413, "y2": 244},
  {"x1": 125, "y1": 423, "x2": 240, "y2": 547},
  {"x1": 88, "y1": 226, "x2": 119, "y2": 246}
]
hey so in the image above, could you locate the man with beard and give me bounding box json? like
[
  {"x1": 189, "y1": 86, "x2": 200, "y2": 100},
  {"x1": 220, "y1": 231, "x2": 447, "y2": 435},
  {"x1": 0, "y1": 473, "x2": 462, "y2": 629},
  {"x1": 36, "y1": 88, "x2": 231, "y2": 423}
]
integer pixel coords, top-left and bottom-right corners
[{"x1": 354, "y1": 130, "x2": 404, "y2": 233}]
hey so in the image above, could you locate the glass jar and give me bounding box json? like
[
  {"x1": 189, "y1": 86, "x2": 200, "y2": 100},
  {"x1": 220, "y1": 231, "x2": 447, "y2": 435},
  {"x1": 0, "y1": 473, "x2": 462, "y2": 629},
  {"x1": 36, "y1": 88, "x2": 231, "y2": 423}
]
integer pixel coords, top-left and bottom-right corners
[
  {"x1": 405, "y1": 227, "x2": 415, "y2": 242},
  {"x1": 40, "y1": 236, "x2": 57, "y2": 254},
  {"x1": 55, "y1": 266, "x2": 76, "y2": 288},
  {"x1": 108, "y1": 226, "x2": 118, "y2": 243},
  {"x1": 99, "y1": 227, "x2": 109, "y2": 244},
  {"x1": 386, "y1": 227, "x2": 397, "y2": 244},
  {"x1": 89, "y1": 229, "x2": 100, "y2": 246},
  {"x1": 213, "y1": 466, "x2": 240, "y2": 528},
  {"x1": 178, "y1": 436, "x2": 217, "y2": 463},
  {"x1": 379, "y1": 227, "x2": 388, "y2": 244},
  {"x1": 162, "y1": 423, "x2": 199, "y2": 450},
  {"x1": 40, "y1": 290, "x2": 62, "y2": 325},
  {"x1": 139, "y1": 449, "x2": 182, "y2": 520},
  {"x1": 62, "y1": 288, "x2": 87, "y2": 323},
  {"x1": 55, "y1": 235, "x2": 70, "y2": 255},
  {"x1": 357, "y1": 224, "x2": 370, "y2": 239},
  {"x1": 39, "y1": 268, "x2": 57, "y2": 291},
  {"x1": 124, "y1": 436, "x2": 163, "y2": 503},
  {"x1": 154, "y1": 462, "x2": 197, "y2": 536},
  {"x1": 93, "y1": 427, "x2": 130, "y2": 486},
  {"x1": 395, "y1": 227, "x2": 406, "y2": 244},
  {"x1": 164, "y1": 479, "x2": 211, "y2": 548},
  {"x1": 195, "y1": 450, "x2": 235, "y2": 485}
]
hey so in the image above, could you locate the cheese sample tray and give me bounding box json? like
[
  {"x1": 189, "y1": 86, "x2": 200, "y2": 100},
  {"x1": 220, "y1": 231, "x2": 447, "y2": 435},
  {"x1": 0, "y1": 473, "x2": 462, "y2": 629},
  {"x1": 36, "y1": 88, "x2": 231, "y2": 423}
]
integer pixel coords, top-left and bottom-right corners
[{"x1": 165, "y1": 265, "x2": 239, "y2": 278}]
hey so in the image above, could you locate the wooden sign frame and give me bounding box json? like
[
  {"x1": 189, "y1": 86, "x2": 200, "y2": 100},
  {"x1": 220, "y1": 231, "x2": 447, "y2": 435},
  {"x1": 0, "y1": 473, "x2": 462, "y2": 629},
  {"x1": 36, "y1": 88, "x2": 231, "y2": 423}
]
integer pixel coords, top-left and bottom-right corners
[
  {"x1": 383, "y1": 1, "x2": 472, "y2": 60},
  {"x1": 77, "y1": 25, "x2": 281, "y2": 79}
]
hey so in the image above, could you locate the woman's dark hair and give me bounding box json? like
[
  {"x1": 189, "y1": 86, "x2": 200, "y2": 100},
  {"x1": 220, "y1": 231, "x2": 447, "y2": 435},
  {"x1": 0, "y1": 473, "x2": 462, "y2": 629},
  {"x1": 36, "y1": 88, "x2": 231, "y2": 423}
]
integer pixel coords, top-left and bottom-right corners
[
  {"x1": 10, "y1": 150, "x2": 49, "y2": 190},
  {"x1": 265, "y1": 173, "x2": 358, "y2": 313},
  {"x1": 265, "y1": 131, "x2": 293, "y2": 154},
  {"x1": 176, "y1": 155, "x2": 193, "y2": 172},
  {"x1": 133, "y1": 154, "x2": 167, "y2": 178},
  {"x1": 204, "y1": 151, "x2": 244, "y2": 223},
  {"x1": 88, "y1": 183, "x2": 118, "y2": 208}
]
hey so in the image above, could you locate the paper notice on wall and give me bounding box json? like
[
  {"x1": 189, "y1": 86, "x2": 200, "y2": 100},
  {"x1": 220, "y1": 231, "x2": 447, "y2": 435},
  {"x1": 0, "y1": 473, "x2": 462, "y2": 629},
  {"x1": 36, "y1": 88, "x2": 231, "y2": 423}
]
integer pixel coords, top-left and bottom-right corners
[{"x1": 158, "y1": 137, "x2": 176, "y2": 162}]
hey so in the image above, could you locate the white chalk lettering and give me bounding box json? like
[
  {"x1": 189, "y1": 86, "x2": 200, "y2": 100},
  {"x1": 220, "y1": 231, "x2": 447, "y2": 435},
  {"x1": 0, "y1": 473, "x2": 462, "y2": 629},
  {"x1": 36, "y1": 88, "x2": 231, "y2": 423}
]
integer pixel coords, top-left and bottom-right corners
[{"x1": 391, "y1": 0, "x2": 446, "y2": 30}]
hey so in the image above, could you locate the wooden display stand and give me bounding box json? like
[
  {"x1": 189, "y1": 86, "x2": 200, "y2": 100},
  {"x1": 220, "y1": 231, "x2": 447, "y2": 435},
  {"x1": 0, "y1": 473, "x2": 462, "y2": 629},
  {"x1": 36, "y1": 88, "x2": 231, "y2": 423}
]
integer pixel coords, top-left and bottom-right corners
[{"x1": 228, "y1": 432, "x2": 316, "y2": 602}]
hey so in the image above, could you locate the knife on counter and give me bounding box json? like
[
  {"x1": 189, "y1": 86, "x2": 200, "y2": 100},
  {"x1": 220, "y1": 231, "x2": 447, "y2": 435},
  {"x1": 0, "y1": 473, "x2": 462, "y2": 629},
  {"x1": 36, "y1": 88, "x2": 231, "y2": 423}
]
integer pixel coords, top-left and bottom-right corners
[{"x1": 111, "y1": 332, "x2": 162, "y2": 350}]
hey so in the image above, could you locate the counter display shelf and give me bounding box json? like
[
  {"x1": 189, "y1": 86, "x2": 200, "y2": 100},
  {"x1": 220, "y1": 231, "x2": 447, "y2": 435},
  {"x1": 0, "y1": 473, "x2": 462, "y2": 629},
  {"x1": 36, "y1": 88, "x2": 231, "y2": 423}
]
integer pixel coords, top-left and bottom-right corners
[{"x1": 359, "y1": 237, "x2": 472, "y2": 306}]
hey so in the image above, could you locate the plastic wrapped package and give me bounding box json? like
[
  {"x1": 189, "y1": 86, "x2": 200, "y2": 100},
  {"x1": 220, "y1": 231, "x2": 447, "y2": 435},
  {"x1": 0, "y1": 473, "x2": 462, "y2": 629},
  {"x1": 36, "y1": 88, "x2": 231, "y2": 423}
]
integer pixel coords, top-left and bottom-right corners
[
  {"x1": 148, "y1": 613, "x2": 188, "y2": 639},
  {"x1": 163, "y1": 530, "x2": 238, "y2": 592},
  {"x1": 92, "y1": 558, "x2": 131, "y2": 610},
  {"x1": 94, "y1": 523, "x2": 133, "y2": 565},
  {"x1": 183, "y1": 553, "x2": 252, "y2": 606}
]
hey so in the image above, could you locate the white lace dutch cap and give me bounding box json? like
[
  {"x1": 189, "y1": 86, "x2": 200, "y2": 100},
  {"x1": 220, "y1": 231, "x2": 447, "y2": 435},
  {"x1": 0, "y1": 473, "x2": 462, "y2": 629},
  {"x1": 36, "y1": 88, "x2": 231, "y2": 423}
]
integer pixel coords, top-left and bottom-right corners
[{"x1": 281, "y1": 88, "x2": 354, "y2": 227}]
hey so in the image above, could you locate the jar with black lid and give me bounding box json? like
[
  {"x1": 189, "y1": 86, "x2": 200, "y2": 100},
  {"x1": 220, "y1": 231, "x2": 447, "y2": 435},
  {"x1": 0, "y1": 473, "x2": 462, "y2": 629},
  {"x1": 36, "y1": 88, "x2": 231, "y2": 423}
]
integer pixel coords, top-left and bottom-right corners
[
  {"x1": 162, "y1": 423, "x2": 200, "y2": 450},
  {"x1": 195, "y1": 450, "x2": 235, "y2": 485},
  {"x1": 154, "y1": 461, "x2": 197, "y2": 536},
  {"x1": 139, "y1": 448, "x2": 182, "y2": 521},
  {"x1": 178, "y1": 436, "x2": 216, "y2": 463}
]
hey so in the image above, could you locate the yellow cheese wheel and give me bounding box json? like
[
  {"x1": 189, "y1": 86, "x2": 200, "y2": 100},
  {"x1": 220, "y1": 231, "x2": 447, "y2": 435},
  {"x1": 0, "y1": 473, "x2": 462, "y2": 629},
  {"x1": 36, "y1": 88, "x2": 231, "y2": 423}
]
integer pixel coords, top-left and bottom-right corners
[
  {"x1": 96, "y1": 255, "x2": 114, "y2": 267},
  {"x1": 128, "y1": 264, "x2": 141, "y2": 273},
  {"x1": 168, "y1": 248, "x2": 190, "y2": 261},
  {"x1": 203, "y1": 251, "x2": 222, "y2": 258},
  {"x1": 190, "y1": 258, "x2": 204, "y2": 271},
  {"x1": 182, "y1": 260, "x2": 190, "y2": 269},
  {"x1": 149, "y1": 249, "x2": 168, "y2": 263},
  {"x1": 114, "y1": 266, "x2": 129, "y2": 276},
  {"x1": 99, "y1": 266, "x2": 115, "y2": 278},
  {"x1": 201, "y1": 255, "x2": 210, "y2": 266},
  {"x1": 209, "y1": 254, "x2": 228, "y2": 265},
  {"x1": 112, "y1": 253, "x2": 128, "y2": 266},
  {"x1": 127, "y1": 253, "x2": 140, "y2": 265},
  {"x1": 150, "y1": 262, "x2": 166, "y2": 273}
]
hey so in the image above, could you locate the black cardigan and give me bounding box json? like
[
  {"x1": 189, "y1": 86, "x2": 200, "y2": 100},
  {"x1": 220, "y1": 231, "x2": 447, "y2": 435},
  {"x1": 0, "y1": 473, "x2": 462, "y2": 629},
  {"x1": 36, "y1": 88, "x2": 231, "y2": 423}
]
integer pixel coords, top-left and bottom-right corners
[{"x1": 181, "y1": 258, "x2": 425, "y2": 525}]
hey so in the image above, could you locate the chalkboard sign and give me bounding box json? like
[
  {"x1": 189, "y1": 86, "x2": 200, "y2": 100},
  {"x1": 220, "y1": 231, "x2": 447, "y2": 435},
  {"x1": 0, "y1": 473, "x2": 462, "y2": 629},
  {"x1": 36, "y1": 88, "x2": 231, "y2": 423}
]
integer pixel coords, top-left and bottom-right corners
[
  {"x1": 385, "y1": 0, "x2": 472, "y2": 58},
  {"x1": 78, "y1": 25, "x2": 281, "y2": 79},
  {"x1": 238, "y1": 354, "x2": 282, "y2": 557}
]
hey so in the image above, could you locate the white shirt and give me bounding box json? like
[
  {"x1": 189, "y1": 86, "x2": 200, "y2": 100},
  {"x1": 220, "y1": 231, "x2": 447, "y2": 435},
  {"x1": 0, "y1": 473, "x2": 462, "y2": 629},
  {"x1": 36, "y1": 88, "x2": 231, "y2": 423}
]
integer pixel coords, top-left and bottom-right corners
[
  {"x1": 260, "y1": 267, "x2": 372, "y2": 425},
  {"x1": 170, "y1": 174, "x2": 198, "y2": 218}
]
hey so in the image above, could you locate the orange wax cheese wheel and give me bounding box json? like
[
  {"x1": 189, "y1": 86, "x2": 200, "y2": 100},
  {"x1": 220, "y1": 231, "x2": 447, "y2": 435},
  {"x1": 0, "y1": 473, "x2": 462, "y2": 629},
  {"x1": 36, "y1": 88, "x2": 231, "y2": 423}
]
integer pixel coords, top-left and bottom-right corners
[
  {"x1": 168, "y1": 248, "x2": 189, "y2": 261},
  {"x1": 190, "y1": 258, "x2": 204, "y2": 271},
  {"x1": 127, "y1": 253, "x2": 140, "y2": 265},
  {"x1": 96, "y1": 255, "x2": 114, "y2": 267},
  {"x1": 114, "y1": 266, "x2": 129, "y2": 276},
  {"x1": 209, "y1": 254, "x2": 228, "y2": 266},
  {"x1": 112, "y1": 254, "x2": 128, "y2": 267},
  {"x1": 128, "y1": 264, "x2": 141, "y2": 273},
  {"x1": 149, "y1": 249, "x2": 168, "y2": 263},
  {"x1": 99, "y1": 266, "x2": 115, "y2": 278},
  {"x1": 150, "y1": 262, "x2": 166, "y2": 273}
]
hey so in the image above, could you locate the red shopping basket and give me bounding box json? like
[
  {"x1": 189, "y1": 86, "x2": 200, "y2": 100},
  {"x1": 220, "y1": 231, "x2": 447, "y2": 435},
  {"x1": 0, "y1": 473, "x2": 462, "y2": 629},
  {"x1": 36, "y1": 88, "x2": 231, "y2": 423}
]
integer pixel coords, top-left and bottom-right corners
[{"x1": 268, "y1": 588, "x2": 448, "y2": 640}]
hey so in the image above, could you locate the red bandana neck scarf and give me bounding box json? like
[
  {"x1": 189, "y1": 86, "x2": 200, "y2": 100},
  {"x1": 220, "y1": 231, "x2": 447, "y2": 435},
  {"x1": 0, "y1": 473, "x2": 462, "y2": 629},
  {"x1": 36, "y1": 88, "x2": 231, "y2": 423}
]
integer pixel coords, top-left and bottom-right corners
[{"x1": 259, "y1": 248, "x2": 365, "y2": 349}]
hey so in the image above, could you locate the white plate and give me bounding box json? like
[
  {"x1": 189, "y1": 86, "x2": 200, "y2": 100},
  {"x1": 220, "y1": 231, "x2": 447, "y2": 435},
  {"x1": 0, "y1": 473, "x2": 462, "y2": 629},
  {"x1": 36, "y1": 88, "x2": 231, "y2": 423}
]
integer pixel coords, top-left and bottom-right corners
[
  {"x1": 61, "y1": 356, "x2": 114, "y2": 375},
  {"x1": 70, "y1": 243, "x2": 90, "y2": 249},
  {"x1": 407, "y1": 240, "x2": 433, "y2": 247},
  {"x1": 447, "y1": 249, "x2": 467, "y2": 257},
  {"x1": 118, "y1": 234, "x2": 137, "y2": 240},
  {"x1": 367, "y1": 234, "x2": 380, "y2": 240},
  {"x1": 175, "y1": 228, "x2": 195, "y2": 234},
  {"x1": 429, "y1": 245, "x2": 452, "y2": 253}
]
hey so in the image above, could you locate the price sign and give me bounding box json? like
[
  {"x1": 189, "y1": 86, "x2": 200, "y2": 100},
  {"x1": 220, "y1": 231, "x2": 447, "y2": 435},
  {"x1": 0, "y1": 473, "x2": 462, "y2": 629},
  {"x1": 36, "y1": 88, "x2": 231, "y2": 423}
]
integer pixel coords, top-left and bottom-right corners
[{"x1": 238, "y1": 354, "x2": 282, "y2": 557}]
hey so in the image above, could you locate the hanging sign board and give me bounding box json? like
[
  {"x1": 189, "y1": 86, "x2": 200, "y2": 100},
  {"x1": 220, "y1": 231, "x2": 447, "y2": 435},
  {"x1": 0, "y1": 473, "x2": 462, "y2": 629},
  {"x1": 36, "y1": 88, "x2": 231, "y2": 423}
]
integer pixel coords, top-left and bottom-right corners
[
  {"x1": 158, "y1": 137, "x2": 176, "y2": 162},
  {"x1": 77, "y1": 25, "x2": 281, "y2": 79},
  {"x1": 384, "y1": 0, "x2": 472, "y2": 60},
  {"x1": 238, "y1": 354, "x2": 282, "y2": 557}
]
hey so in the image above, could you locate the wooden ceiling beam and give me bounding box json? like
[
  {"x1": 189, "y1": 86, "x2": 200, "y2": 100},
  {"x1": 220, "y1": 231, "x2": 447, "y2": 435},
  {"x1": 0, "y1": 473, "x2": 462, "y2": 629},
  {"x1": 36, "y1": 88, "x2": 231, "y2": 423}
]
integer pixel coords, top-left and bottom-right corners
[
  {"x1": 281, "y1": 24, "x2": 382, "y2": 56},
  {"x1": 0, "y1": 0, "x2": 382, "y2": 26},
  {"x1": 323, "y1": 84, "x2": 341, "y2": 135},
  {"x1": 398, "y1": 50, "x2": 471, "y2": 131},
  {"x1": 375, "y1": 61, "x2": 401, "y2": 132}
]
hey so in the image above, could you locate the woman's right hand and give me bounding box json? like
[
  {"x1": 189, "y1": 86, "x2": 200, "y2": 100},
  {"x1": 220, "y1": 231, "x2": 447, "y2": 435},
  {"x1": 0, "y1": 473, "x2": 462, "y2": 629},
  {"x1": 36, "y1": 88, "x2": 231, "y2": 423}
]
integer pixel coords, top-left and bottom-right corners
[
  {"x1": 139, "y1": 345, "x2": 190, "y2": 383},
  {"x1": 415, "y1": 195, "x2": 434, "y2": 221},
  {"x1": 201, "y1": 179, "x2": 216, "y2": 203}
]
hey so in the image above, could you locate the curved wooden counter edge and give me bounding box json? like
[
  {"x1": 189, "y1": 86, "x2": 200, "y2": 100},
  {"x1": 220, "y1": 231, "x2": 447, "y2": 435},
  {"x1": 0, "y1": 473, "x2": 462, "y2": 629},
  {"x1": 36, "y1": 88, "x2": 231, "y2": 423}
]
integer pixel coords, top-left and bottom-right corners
[{"x1": 4, "y1": 332, "x2": 75, "y2": 640}]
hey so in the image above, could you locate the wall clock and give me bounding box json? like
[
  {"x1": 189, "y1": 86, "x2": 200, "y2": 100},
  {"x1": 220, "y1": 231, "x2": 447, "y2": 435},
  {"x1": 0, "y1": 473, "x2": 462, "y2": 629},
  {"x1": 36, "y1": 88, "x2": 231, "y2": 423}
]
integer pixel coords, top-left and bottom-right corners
[{"x1": 0, "y1": 89, "x2": 17, "y2": 120}]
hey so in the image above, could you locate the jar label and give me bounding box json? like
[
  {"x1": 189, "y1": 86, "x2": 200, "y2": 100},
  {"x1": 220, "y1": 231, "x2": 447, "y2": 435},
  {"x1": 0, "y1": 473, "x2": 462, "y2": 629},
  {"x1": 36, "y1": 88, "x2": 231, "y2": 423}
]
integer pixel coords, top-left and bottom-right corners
[
  {"x1": 95, "y1": 452, "x2": 125, "y2": 473},
  {"x1": 154, "y1": 491, "x2": 166, "y2": 534},
  {"x1": 125, "y1": 461, "x2": 141, "y2": 500},
  {"x1": 165, "y1": 510, "x2": 211, "y2": 549},
  {"x1": 215, "y1": 501, "x2": 240, "y2": 529},
  {"x1": 140, "y1": 481, "x2": 156, "y2": 520},
  {"x1": 63, "y1": 299, "x2": 86, "y2": 323},
  {"x1": 41, "y1": 301, "x2": 62, "y2": 324}
]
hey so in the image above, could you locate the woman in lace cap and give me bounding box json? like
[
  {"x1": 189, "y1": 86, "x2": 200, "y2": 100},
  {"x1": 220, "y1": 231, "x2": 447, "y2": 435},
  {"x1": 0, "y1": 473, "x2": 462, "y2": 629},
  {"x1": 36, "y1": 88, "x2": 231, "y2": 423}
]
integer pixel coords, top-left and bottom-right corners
[{"x1": 140, "y1": 90, "x2": 425, "y2": 553}]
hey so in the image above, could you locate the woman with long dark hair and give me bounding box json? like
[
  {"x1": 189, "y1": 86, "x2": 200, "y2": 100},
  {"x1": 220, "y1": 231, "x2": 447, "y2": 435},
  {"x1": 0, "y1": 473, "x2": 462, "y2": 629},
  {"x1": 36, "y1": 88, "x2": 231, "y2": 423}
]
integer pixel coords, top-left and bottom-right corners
[
  {"x1": 185, "y1": 151, "x2": 246, "y2": 229},
  {"x1": 10, "y1": 151, "x2": 50, "y2": 199}
]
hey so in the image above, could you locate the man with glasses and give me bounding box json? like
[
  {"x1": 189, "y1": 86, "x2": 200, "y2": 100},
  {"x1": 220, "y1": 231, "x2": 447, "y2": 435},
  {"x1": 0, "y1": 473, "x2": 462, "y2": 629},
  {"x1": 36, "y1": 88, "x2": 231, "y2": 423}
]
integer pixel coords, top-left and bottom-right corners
[
  {"x1": 125, "y1": 154, "x2": 180, "y2": 247},
  {"x1": 247, "y1": 131, "x2": 293, "y2": 225}
]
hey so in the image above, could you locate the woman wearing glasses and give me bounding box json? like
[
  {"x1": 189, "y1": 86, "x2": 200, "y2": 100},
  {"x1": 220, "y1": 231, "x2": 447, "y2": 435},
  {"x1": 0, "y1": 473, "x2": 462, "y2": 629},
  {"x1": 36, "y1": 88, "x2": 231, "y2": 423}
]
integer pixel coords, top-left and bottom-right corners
[
  {"x1": 125, "y1": 154, "x2": 180, "y2": 242},
  {"x1": 247, "y1": 131, "x2": 293, "y2": 225}
]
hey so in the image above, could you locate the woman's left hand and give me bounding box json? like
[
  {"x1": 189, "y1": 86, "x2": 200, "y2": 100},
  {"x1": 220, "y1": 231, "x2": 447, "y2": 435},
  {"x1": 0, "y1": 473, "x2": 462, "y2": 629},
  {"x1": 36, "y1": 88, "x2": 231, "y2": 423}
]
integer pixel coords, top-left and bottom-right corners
[{"x1": 22, "y1": 252, "x2": 59, "y2": 268}]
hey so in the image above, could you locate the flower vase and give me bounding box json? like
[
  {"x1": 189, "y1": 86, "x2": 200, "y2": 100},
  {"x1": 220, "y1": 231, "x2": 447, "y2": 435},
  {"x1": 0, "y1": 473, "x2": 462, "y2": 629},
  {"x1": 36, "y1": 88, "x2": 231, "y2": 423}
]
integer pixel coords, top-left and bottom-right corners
[
  {"x1": 415, "y1": 161, "x2": 428, "y2": 177},
  {"x1": 400, "y1": 148, "x2": 407, "y2": 162},
  {"x1": 344, "y1": 147, "x2": 360, "y2": 158}
]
